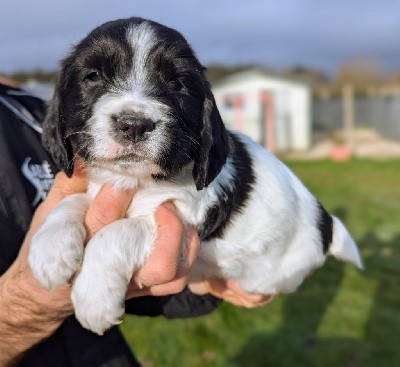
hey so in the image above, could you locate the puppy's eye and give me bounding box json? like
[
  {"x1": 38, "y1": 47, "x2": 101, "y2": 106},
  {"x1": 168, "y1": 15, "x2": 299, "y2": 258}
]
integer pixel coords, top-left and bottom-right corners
[{"x1": 84, "y1": 71, "x2": 102, "y2": 83}]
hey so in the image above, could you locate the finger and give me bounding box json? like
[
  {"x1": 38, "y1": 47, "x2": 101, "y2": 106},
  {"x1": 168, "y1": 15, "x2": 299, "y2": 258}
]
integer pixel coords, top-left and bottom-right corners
[
  {"x1": 188, "y1": 278, "x2": 227, "y2": 297},
  {"x1": 132, "y1": 202, "x2": 184, "y2": 288},
  {"x1": 206, "y1": 284, "x2": 258, "y2": 308},
  {"x1": 201, "y1": 279, "x2": 246, "y2": 306},
  {"x1": 224, "y1": 280, "x2": 276, "y2": 308},
  {"x1": 187, "y1": 281, "x2": 210, "y2": 295},
  {"x1": 85, "y1": 185, "x2": 136, "y2": 238},
  {"x1": 174, "y1": 226, "x2": 200, "y2": 278},
  {"x1": 127, "y1": 226, "x2": 200, "y2": 298},
  {"x1": 34, "y1": 171, "x2": 86, "y2": 221},
  {"x1": 45, "y1": 169, "x2": 87, "y2": 205},
  {"x1": 231, "y1": 294, "x2": 275, "y2": 308},
  {"x1": 190, "y1": 278, "x2": 276, "y2": 308},
  {"x1": 22, "y1": 169, "x2": 88, "y2": 251}
]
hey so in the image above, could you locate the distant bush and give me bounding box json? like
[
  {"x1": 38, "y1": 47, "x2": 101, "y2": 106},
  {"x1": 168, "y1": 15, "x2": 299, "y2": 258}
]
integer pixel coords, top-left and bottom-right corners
[{"x1": 2, "y1": 69, "x2": 57, "y2": 83}]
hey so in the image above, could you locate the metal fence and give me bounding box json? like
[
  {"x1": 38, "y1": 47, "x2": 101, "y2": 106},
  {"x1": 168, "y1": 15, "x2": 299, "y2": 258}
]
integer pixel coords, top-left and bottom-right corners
[{"x1": 313, "y1": 96, "x2": 400, "y2": 140}]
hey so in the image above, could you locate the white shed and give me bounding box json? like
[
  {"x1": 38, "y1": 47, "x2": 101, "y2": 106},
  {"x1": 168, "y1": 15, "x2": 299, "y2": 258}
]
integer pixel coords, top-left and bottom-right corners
[{"x1": 212, "y1": 69, "x2": 311, "y2": 152}]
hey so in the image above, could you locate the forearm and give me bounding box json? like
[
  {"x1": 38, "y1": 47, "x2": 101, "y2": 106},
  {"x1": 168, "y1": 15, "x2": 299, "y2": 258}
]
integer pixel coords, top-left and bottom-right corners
[{"x1": 0, "y1": 264, "x2": 71, "y2": 366}]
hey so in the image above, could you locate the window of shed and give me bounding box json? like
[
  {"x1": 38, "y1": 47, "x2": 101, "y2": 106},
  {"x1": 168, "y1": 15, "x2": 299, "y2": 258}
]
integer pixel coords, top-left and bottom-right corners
[{"x1": 224, "y1": 99, "x2": 234, "y2": 109}]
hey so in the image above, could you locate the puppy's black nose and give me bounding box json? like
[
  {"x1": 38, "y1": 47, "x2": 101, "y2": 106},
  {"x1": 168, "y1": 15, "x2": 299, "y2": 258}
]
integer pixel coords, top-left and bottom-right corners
[{"x1": 113, "y1": 114, "x2": 155, "y2": 143}]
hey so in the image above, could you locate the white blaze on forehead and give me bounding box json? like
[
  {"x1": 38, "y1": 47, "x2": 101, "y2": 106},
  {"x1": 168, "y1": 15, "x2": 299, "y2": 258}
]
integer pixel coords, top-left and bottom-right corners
[{"x1": 126, "y1": 21, "x2": 158, "y2": 92}]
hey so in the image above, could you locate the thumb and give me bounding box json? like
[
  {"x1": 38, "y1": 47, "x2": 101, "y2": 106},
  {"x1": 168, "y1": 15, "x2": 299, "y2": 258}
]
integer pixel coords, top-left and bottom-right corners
[
  {"x1": 45, "y1": 170, "x2": 87, "y2": 205},
  {"x1": 21, "y1": 168, "x2": 87, "y2": 257},
  {"x1": 85, "y1": 185, "x2": 136, "y2": 238}
]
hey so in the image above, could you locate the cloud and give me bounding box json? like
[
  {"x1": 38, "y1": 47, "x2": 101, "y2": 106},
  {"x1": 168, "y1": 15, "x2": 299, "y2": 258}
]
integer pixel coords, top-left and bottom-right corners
[{"x1": 1, "y1": 0, "x2": 400, "y2": 74}]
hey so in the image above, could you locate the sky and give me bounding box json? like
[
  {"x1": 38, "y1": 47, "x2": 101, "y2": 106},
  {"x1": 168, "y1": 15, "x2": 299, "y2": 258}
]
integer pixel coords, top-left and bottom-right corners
[{"x1": 1, "y1": 0, "x2": 400, "y2": 76}]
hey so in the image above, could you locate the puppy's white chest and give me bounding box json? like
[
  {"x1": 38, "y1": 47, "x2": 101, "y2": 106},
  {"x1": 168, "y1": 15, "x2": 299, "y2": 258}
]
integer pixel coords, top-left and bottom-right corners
[{"x1": 86, "y1": 172, "x2": 223, "y2": 227}]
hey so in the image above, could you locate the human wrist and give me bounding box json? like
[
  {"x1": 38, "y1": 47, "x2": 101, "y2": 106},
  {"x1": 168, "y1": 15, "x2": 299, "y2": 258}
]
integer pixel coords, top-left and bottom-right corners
[
  {"x1": 3, "y1": 261, "x2": 71, "y2": 324},
  {"x1": 0, "y1": 264, "x2": 72, "y2": 360}
]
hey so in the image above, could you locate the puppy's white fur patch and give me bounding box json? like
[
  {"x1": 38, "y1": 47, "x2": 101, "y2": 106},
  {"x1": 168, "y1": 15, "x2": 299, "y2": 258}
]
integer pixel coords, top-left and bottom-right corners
[
  {"x1": 88, "y1": 93, "x2": 170, "y2": 162},
  {"x1": 30, "y1": 132, "x2": 361, "y2": 335},
  {"x1": 329, "y1": 216, "x2": 363, "y2": 269},
  {"x1": 72, "y1": 216, "x2": 156, "y2": 335},
  {"x1": 28, "y1": 194, "x2": 90, "y2": 290},
  {"x1": 30, "y1": 19, "x2": 361, "y2": 335},
  {"x1": 126, "y1": 21, "x2": 158, "y2": 92}
]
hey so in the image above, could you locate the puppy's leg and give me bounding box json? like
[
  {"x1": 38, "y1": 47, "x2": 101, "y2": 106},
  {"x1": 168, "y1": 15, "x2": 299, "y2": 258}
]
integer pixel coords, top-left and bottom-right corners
[
  {"x1": 71, "y1": 216, "x2": 156, "y2": 335},
  {"x1": 28, "y1": 193, "x2": 90, "y2": 290}
]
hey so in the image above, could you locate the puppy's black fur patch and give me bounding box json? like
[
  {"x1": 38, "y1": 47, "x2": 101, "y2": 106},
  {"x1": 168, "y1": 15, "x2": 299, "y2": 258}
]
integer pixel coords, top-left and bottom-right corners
[
  {"x1": 317, "y1": 202, "x2": 333, "y2": 254},
  {"x1": 198, "y1": 133, "x2": 255, "y2": 241},
  {"x1": 43, "y1": 17, "x2": 229, "y2": 190},
  {"x1": 36, "y1": 17, "x2": 362, "y2": 312},
  {"x1": 43, "y1": 19, "x2": 137, "y2": 176},
  {"x1": 42, "y1": 17, "x2": 338, "y2": 256}
]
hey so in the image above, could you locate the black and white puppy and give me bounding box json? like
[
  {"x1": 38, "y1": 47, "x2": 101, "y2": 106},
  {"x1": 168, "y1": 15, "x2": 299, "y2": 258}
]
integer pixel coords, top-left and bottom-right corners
[{"x1": 28, "y1": 17, "x2": 362, "y2": 335}]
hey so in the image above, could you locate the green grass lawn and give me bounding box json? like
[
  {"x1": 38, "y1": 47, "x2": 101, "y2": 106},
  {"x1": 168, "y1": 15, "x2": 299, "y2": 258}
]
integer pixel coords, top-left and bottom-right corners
[{"x1": 121, "y1": 159, "x2": 400, "y2": 367}]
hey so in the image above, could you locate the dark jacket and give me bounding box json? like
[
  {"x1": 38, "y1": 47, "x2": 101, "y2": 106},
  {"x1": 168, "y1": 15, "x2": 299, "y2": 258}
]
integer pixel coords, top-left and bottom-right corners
[{"x1": 0, "y1": 83, "x2": 221, "y2": 366}]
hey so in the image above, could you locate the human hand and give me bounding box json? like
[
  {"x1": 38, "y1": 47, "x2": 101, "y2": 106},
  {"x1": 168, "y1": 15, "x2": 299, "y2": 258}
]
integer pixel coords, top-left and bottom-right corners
[
  {"x1": 0, "y1": 167, "x2": 88, "y2": 320},
  {"x1": 85, "y1": 186, "x2": 271, "y2": 307},
  {"x1": 0, "y1": 163, "x2": 199, "y2": 363},
  {"x1": 189, "y1": 279, "x2": 276, "y2": 308},
  {"x1": 126, "y1": 205, "x2": 200, "y2": 298},
  {"x1": 0, "y1": 167, "x2": 86, "y2": 364},
  {"x1": 26, "y1": 170, "x2": 199, "y2": 307},
  {"x1": 83, "y1": 189, "x2": 200, "y2": 300}
]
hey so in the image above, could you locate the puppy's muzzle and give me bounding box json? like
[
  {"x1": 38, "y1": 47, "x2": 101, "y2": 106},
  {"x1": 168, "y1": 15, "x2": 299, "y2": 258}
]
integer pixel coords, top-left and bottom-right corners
[{"x1": 112, "y1": 113, "x2": 155, "y2": 143}]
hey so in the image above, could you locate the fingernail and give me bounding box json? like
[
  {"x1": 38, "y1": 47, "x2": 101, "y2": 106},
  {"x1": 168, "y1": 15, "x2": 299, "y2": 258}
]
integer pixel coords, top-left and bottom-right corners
[
  {"x1": 163, "y1": 200, "x2": 176, "y2": 212},
  {"x1": 186, "y1": 225, "x2": 198, "y2": 241}
]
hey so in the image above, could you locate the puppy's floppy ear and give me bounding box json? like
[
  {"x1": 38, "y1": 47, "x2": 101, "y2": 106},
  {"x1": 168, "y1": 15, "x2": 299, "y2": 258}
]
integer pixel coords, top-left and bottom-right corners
[
  {"x1": 192, "y1": 86, "x2": 230, "y2": 190},
  {"x1": 42, "y1": 75, "x2": 74, "y2": 177}
]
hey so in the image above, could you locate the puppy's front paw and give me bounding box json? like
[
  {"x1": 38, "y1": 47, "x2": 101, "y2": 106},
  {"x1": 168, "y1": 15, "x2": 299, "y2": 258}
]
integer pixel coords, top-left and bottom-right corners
[
  {"x1": 71, "y1": 233, "x2": 130, "y2": 335},
  {"x1": 71, "y1": 272, "x2": 126, "y2": 335},
  {"x1": 71, "y1": 217, "x2": 155, "y2": 334},
  {"x1": 28, "y1": 221, "x2": 86, "y2": 290}
]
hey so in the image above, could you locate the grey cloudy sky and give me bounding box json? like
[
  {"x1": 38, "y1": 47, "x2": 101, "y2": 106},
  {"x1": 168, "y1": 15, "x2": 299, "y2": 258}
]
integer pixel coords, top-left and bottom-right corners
[{"x1": 1, "y1": 0, "x2": 400, "y2": 75}]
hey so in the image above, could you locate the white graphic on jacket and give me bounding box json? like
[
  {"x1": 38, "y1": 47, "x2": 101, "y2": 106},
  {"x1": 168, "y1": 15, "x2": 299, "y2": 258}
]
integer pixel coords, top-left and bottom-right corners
[{"x1": 21, "y1": 157, "x2": 54, "y2": 206}]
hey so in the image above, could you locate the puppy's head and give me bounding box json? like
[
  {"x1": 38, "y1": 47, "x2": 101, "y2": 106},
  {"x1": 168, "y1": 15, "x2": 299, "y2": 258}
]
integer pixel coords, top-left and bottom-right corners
[{"x1": 44, "y1": 17, "x2": 229, "y2": 190}]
